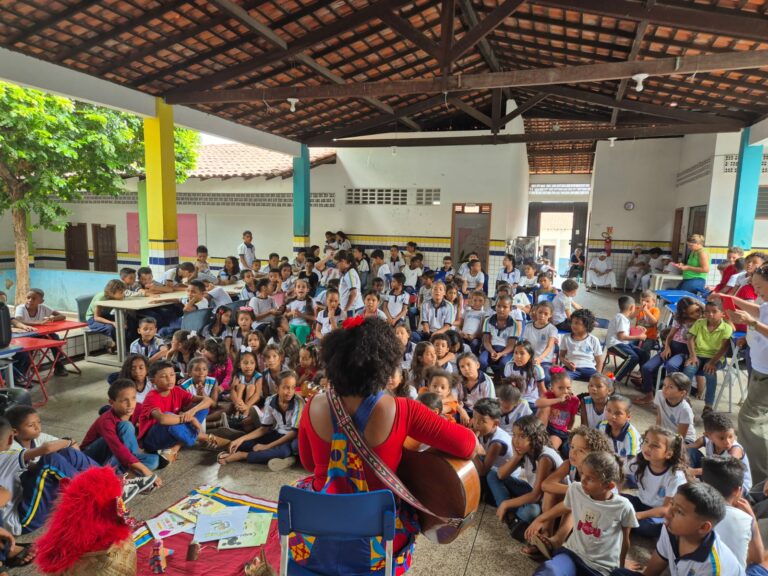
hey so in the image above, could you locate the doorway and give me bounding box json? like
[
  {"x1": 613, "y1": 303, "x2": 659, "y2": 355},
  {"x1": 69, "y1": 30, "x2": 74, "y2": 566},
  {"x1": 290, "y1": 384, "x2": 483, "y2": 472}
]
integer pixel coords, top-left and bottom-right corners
[
  {"x1": 671, "y1": 208, "x2": 684, "y2": 261},
  {"x1": 688, "y1": 205, "x2": 707, "y2": 238},
  {"x1": 527, "y1": 202, "x2": 588, "y2": 270},
  {"x1": 539, "y1": 212, "x2": 574, "y2": 275},
  {"x1": 451, "y1": 203, "x2": 492, "y2": 270},
  {"x1": 64, "y1": 223, "x2": 89, "y2": 270},
  {"x1": 92, "y1": 224, "x2": 117, "y2": 272}
]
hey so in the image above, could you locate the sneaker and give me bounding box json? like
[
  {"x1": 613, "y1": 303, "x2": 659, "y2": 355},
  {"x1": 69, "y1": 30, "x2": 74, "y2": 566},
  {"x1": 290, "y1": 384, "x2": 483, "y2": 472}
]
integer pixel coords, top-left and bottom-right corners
[
  {"x1": 121, "y1": 483, "x2": 141, "y2": 505},
  {"x1": 124, "y1": 474, "x2": 157, "y2": 501},
  {"x1": 268, "y1": 456, "x2": 296, "y2": 472}
]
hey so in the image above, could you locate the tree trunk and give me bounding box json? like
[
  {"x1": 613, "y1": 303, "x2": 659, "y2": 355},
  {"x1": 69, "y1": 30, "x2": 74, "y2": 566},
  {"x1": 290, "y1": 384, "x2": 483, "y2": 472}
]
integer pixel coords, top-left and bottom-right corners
[{"x1": 13, "y1": 207, "x2": 29, "y2": 305}]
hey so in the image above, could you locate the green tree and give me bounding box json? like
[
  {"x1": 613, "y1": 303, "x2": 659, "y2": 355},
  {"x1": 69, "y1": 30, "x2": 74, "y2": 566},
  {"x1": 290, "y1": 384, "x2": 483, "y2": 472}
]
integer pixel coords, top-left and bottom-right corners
[{"x1": 0, "y1": 82, "x2": 199, "y2": 303}]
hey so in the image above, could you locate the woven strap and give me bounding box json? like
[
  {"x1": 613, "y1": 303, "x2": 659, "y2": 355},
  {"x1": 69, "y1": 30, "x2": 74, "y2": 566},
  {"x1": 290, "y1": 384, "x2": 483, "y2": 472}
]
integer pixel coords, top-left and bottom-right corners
[{"x1": 327, "y1": 389, "x2": 462, "y2": 527}]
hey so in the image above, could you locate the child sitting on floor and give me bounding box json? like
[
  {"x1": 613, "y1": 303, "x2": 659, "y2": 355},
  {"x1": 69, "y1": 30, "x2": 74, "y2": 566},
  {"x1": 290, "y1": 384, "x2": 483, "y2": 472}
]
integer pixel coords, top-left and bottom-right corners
[
  {"x1": 137, "y1": 360, "x2": 223, "y2": 463},
  {"x1": 504, "y1": 340, "x2": 547, "y2": 412},
  {"x1": 81, "y1": 379, "x2": 160, "y2": 481},
  {"x1": 431, "y1": 332, "x2": 456, "y2": 372},
  {"x1": 623, "y1": 425, "x2": 688, "y2": 539},
  {"x1": 200, "y1": 336, "x2": 233, "y2": 390},
  {"x1": 409, "y1": 342, "x2": 437, "y2": 390},
  {"x1": 129, "y1": 317, "x2": 167, "y2": 363},
  {"x1": 296, "y1": 344, "x2": 319, "y2": 391},
  {"x1": 86, "y1": 279, "x2": 127, "y2": 351},
  {"x1": 422, "y1": 368, "x2": 462, "y2": 422},
  {"x1": 688, "y1": 411, "x2": 752, "y2": 495},
  {"x1": 497, "y1": 381, "x2": 532, "y2": 437},
  {"x1": 218, "y1": 370, "x2": 305, "y2": 471},
  {"x1": 605, "y1": 296, "x2": 649, "y2": 383},
  {"x1": 460, "y1": 290, "x2": 487, "y2": 354},
  {"x1": 654, "y1": 372, "x2": 696, "y2": 444},
  {"x1": 535, "y1": 367, "x2": 580, "y2": 452},
  {"x1": 473, "y1": 398, "x2": 513, "y2": 480},
  {"x1": 613, "y1": 482, "x2": 742, "y2": 576},
  {"x1": 118, "y1": 354, "x2": 154, "y2": 408},
  {"x1": 455, "y1": 352, "x2": 495, "y2": 425},
  {"x1": 229, "y1": 307, "x2": 255, "y2": 360},
  {"x1": 228, "y1": 348, "x2": 263, "y2": 429},
  {"x1": 525, "y1": 302, "x2": 559, "y2": 380},
  {"x1": 559, "y1": 309, "x2": 604, "y2": 381},
  {"x1": 597, "y1": 395, "x2": 640, "y2": 476},
  {"x1": 578, "y1": 372, "x2": 614, "y2": 430},
  {"x1": 490, "y1": 415, "x2": 563, "y2": 541},
  {"x1": 201, "y1": 306, "x2": 233, "y2": 341},
  {"x1": 527, "y1": 451, "x2": 637, "y2": 575},
  {"x1": 164, "y1": 330, "x2": 200, "y2": 378},
  {"x1": 551, "y1": 279, "x2": 582, "y2": 332},
  {"x1": 480, "y1": 295, "x2": 520, "y2": 377},
  {"x1": 286, "y1": 279, "x2": 316, "y2": 345},
  {"x1": 180, "y1": 357, "x2": 223, "y2": 426}
]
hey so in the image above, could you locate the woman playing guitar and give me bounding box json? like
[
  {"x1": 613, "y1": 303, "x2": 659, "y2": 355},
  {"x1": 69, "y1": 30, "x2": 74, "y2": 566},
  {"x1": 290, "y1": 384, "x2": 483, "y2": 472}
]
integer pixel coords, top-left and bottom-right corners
[{"x1": 296, "y1": 316, "x2": 478, "y2": 575}]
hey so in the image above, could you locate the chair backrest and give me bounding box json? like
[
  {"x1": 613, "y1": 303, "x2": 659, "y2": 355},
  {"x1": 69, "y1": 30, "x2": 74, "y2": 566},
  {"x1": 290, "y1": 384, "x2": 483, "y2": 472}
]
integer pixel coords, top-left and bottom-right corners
[
  {"x1": 76, "y1": 294, "x2": 95, "y2": 323},
  {"x1": 277, "y1": 486, "x2": 396, "y2": 541},
  {"x1": 595, "y1": 317, "x2": 610, "y2": 330},
  {"x1": 180, "y1": 308, "x2": 212, "y2": 333}
]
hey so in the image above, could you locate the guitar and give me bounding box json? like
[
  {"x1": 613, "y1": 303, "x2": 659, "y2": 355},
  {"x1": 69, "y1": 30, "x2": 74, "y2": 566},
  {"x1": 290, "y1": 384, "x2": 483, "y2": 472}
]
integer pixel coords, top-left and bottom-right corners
[{"x1": 397, "y1": 448, "x2": 481, "y2": 544}]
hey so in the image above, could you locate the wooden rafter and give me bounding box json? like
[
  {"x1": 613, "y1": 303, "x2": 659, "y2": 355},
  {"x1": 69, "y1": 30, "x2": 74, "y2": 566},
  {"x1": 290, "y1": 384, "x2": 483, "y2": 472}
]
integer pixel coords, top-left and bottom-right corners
[
  {"x1": 165, "y1": 49, "x2": 768, "y2": 103},
  {"x1": 495, "y1": 93, "x2": 548, "y2": 130},
  {"x1": 378, "y1": 11, "x2": 441, "y2": 61},
  {"x1": 611, "y1": 9, "x2": 651, "y2": 126},
  {"x1": 439, "y1": 0, "x2": 456, "y2": 74},
  {"x1": 448, "y1": 96, "x2": 494, "y2": 127},
  {"x1": 448, "y1": 0, "x2": 525, "y2": 64},
  {"x1": 7, "y1": 0, "x2": 103, "y2": 45}
]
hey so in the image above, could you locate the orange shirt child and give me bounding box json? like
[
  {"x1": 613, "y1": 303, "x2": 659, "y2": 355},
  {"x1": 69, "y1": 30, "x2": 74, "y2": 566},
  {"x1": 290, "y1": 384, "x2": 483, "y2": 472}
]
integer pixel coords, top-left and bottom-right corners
[{"x1": 634, "y1": 305, "x2": 660, "y2": 340}]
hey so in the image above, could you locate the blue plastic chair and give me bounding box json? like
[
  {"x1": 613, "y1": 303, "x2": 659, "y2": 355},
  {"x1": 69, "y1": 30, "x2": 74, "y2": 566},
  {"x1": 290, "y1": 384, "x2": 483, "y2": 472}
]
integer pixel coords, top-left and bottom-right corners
[
  {"x1": 277, "y1": 486, "x2": 397, "y2": 576},
  {"x1": 180, "y1": 307, "x2": 212, "y2": 333}
]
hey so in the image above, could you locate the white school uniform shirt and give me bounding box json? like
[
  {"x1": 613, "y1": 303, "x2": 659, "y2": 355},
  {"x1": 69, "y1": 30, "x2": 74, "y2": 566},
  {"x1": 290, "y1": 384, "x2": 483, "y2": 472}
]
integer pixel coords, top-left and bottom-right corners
[
  {"x1": 453, "y1": 372, "x2": 496, "y2": 410},
  {"x1": 163, "y1": 268, "x2": 182, "y2": 284},
  {"x1": 503, "y1": 363, "x2": 546, "y2": 405},
  {"x1": 630, "y1": 462, "x2": 687, "y2": 508},
  {"x1": 704, "y1": 438, "x2": 752, "y2": 494},
  {"x1": 240, "y1": 285, "x2": 258, "y2": 301},
  {"x1": 481, "y1": 427, "x2": 513, "y2": 469},
  {"x1": 14, "y1": 303, "x2": 55, "y2": 323},
  {"x1": 580, "y1": 394, "x2": 606, "y2": 429},
  {"x1": 483, "y1": 314, "x2": 519, "y2": 347},
  {"x1": 340, "y1": 269, "x2": 364, "y2": 311},
  {"x1": 727, "y1": 270, "x2": 748, "y2": 289},
  {"x1": 461, "y1": 308, "x2": 487, "y2": 336},
  {"x1": 563, "y1": 482, "x2": 638, "y2": 575},
  {"x1": 287, "y1": 300, "x2": 311, "y2": 326},
  {"x1": 525, "y1": 322, "x2": 559, "y2": 363},
  {"x1": 605, "y1": 313, "x2": 632, "y2": 349},
  {"x1": 11, "y1": 432, "x2": 59, "y2": 464},
  {"x1": 402, "y1": 266, "x2": 422, "y2": 289},
  {"x1": 465, "y1": 271, "x2": 485, "y2": 291},
  {"x1": 316, "y1": 308, "x2": 341, "y2": 336},
  {"x1": 747, "y1": 302, "x2": 768, "y2": 374},
  {"x1": 647, "y1": 256, "x2": 665, "y2": 274},
  {"x1": 206, "y1": 286, "x2": 232, "y2": 310},
  {"x1": 518, "y1": 275, "x2": 538, "y2": 289},
  {"x1": 375, "y1": 262, "x2": 392, "y2": 290},
  {"x1": 181, "y1": 296, "x2": 209, "y2": 310},
  {"x1": 388, "y1": 256, "x2": 404, "y2": 273},
  {"x1": 496, "y1": 268, "x2": 521, "y2": 286},
  {"x1": 136, "y1": 379, "x2": 156, "y2": 404},
  {"x1": 656, "y1": 525, "x2": 744, "y2": 576},
  {"x1": 512, "y1": 292, "x2": 530, "y2": 309},
  {"x1": 238, "y1": 243, "x2": 257, "y2": 269},
  {"x1": 552, "y1": 292, "x2": 573, "y2": 325},
  {"x1": 384, "y1": 290, "x2": 409, "y2": 319},
  {"x1": 597, "y1": 421, "x2": 640, "y2": 473},
  {"x1": 261, "y1": 394, "x2": 305, "y2": 436},
  {"x1": 0, "y1": 449, "x2": 27, "y2": 535},
  {"x1": 561, "y1": 333, "x2": 603, "y2": 369},
  {"x1": 520, "y1": 447, "x2": 563, "y2": 486},
  {"x1": 421, "y1": 299, "x2": 454, "y2": 332},
  {"x1": 129, "y1": 336, "x2": 165, "y2": 358},
  {"x1": 248, "y1": 295, "x2": 277, "y2": 327},
  {"x1": 499, "y1": 402, "x2": 533, "y2": 437},
  {"x1": 715, "y1": 505, "x2": 753, "y2": 568},
  {"x1": 653, "y1": 390, "x2": 696, "y2": 443},
  {"x1": 180, "y1": 376, "x2": 217, "y2": 398}
]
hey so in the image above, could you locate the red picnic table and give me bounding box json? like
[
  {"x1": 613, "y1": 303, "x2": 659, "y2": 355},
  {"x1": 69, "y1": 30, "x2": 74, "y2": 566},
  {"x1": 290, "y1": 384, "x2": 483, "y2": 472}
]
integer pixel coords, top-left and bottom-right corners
[
  {"x1": 11, "y1": 337, "x2": 67, "y2": 407},
  {"x1": 12, "y1": 319, "x2": 87, "y2": 376}
]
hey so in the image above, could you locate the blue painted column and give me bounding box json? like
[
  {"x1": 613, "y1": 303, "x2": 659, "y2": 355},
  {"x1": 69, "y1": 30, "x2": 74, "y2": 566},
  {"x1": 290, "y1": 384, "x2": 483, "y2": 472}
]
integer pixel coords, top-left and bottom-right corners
[
  {"x1": 729, "y1": 127, "x2": 764, "y2": 249},
  {"x1": 293, "y1": 144, "x2": 311, "y2": 252}
]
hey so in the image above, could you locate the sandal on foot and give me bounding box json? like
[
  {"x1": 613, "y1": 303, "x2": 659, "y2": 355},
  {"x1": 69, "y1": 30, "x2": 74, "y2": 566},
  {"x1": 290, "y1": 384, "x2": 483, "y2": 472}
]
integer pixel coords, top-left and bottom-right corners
[
  {"x1": 217, "y1": 451, "x2": 230, "y2": 466},
  {"x1": 521, "y1": 543, "x2": 544, "y2": 559},
  {"x1": 205, "y1": 434, "x2": 229, "y2": 450},
  {"x1": 158, "y1": 448, "x2": 179, "y2": 464},
  {"x1": 531, "y1": 534, "x2": 553, "y2": 560},
  {"x1": 7, "y1": 543, "x2": 36, "y2": 567}
]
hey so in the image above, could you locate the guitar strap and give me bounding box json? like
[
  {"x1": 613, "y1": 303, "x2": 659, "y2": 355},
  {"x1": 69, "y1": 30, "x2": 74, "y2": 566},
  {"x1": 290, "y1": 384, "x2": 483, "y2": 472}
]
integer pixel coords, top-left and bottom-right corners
[{"x1": 327, "y1": 389, "x2": 463, "y2": 528}]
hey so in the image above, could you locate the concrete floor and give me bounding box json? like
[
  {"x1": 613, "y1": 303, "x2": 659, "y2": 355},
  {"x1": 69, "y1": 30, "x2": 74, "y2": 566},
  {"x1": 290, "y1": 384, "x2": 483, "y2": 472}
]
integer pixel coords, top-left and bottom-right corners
[{"x1": 13, "y1": 285, "x2": 747, "y2": 575}]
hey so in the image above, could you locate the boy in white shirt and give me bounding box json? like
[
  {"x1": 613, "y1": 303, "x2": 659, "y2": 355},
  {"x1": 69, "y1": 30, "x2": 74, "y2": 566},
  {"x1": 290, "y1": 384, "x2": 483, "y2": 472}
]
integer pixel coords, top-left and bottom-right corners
[
  {"x1": 605, "y1": 296, "x2": 650, "y2": 383},
  {"x1": 462, "y1": 259, "x2": 486, "y2": 295},
  {"x1": 383, "y1": 273, "x2": 409, "y2": 326},
  {"x1": 460, "y1": 290, "x2": 488, "y2": 354},
  {"x1": 237, "y1": 230, "x2": 257, "y2": 271},
  {"x1": 201, "y1": 278, "x2": 233, "y2": 310},
  {"x1": 402, "y1": 254, "x2": 424, "y2": 293},
  {"x1": 371, "y1": 249, "x2": 392, "y2": 291},
  {"x1": 552, "y1": 279, "x2": 582, "y2": 331},
  {"x1": 12, "y1": 288, "x2": 68, "y2": 377},
  {"x1": 702, "y1": 456, "x2": 767, "y2": 573}
]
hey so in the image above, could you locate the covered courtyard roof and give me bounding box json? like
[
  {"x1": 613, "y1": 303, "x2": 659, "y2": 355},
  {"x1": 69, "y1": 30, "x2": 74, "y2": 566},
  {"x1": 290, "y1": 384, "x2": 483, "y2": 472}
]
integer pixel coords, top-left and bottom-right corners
[{"x1": 1, "y1": 0, "x2": 767, "y2": 173}]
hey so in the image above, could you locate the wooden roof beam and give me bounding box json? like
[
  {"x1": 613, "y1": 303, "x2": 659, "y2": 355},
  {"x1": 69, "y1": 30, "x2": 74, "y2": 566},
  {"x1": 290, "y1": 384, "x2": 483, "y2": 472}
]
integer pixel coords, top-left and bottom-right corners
[
  {"x1": 7, "y1": 0, "x2": 102, "y2": 45},
  {"x1": 165, "y1": 49, "x2": 768, "y2": 103},
  {"x1": 378, "y1": 11, "x2": 441, "y2": 61},
  {"x1": 495, "y1": 93, "x2": 548, "y2": 130},
  {"x1": 449, "y1": 0, "x2": 525, "y2": 63},
  {"x1": 439, "y1": 0, "x2": 456, "y2": 74},
  {"x1": 312, "y1": 122, "x2": 741, "y2": 147},
  {"x1": 208, "y1": 0, "x2": 421, "y2": 131},
  {"x1": 611, "y1": 8, "x2": 651, "y2": 126},
  {"x1": 448, "y1": 96, "x2": 494, "y2": 127},
  {"x1": 165, "y1": 0, "x2": 415, "y2": 95},
  {"x1": 534, "y1": 0, "x2": 768, "y2": 44}
]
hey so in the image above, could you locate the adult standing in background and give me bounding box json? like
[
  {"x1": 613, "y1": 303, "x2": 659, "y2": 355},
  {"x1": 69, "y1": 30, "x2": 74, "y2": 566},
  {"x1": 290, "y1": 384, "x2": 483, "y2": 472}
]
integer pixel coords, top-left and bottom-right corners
[
  {"x1": 568, "y1": 247, "x2": 585, "y2": 279},
  {"x1": 673, "y1": 234, "x2": 710, "y2": 294},
  {"x1": 585, "y1": 252, "x2": 617, "y2": 292},
  {"x1": 625, "y1": 245, "x2": 648, "y2": 293},
  {"x1": 718, "y1": 264, "x2": 768, "y2": 483}
]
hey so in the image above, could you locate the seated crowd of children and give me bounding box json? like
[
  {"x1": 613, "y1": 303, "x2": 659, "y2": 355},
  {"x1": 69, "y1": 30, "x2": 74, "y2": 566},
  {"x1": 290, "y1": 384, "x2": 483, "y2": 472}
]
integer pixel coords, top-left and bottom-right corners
[{"x1": 3, "y1": 234, "x2": 765, "y2": 576}]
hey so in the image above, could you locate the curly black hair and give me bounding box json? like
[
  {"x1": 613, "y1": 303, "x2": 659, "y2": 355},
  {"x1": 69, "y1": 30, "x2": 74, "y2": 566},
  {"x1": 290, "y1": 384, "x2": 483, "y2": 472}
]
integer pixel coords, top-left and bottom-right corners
[
  {"x1": 321, "y1": 317, "x2": 401, "y2": 397},
  {"x1": 570, "y1": 308, "x2": 596, "y2": 333},
  {"x1": 512, "y1": 415, "x2": 551, "y2": 470}
]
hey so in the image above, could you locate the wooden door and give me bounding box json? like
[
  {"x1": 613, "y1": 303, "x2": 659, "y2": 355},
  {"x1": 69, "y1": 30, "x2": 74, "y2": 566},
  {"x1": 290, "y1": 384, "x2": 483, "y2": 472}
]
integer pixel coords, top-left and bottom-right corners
[
  {"x1": 688, "y1": 205, "x2": 707, "y2": 237},
  {"x1": 671, "y1": 208, "x2": 684, "y2": 262},
  {"x1": 64, "y1": 223, "x2": 89, "y2": 270},
  {"x1": 451, "y1": 203, "x2": 492, "y2": 270},
  {"x1": 92, "y1": 224, "x2": 117, "y2": 272},
  {"x1": 571, "y1": 202, "x2": 588, "y2": 253}
]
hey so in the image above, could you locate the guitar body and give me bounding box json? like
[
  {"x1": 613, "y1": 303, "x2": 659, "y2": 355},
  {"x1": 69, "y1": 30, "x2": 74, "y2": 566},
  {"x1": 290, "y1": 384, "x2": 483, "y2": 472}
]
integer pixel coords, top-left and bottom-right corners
[{"x1": 397, "y1": 448, "x2": 480, "y2": 544}]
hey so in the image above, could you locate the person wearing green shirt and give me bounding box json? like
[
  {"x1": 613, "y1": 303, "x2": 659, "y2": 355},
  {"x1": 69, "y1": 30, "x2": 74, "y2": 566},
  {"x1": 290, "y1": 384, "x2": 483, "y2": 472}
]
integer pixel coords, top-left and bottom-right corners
[
  {"x1": 673, "y1": 234, "x2": 710, "y2": 294},
  {"x1": 683, "y1": 300, "x2": 733, "y2": 412}
]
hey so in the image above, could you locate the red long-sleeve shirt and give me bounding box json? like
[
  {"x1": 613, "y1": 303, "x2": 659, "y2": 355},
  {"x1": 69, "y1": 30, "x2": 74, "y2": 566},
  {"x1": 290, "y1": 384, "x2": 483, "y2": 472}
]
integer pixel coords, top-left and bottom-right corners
[
  {"x1": 81, "y1": 410, "x2": 138, "y2": 469},
  {"x1": 299, "y1": 396, "x2": 476, "y2": 492}
]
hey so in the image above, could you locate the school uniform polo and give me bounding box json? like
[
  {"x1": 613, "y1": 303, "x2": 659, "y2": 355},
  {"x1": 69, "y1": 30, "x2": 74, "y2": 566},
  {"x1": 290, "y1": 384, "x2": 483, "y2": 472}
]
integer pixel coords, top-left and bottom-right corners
[
  {"x1": 237, "y1": 243, "x2": 256, "y2": 269},
  {"x1": 496, "y1": 268, "x2": 521, "y2": 286},
  {"x1": 340, "y1": 269, "x2": 364, "y2": 311},
  {"x1": 207, "y1": 286, "x2": 232, "y2": 309},
  {"x1": 480, "y1": 427, "x2": 513, "y2": 468},
  {"x1": 704, "y1": 438, "x2": 752, "y2": 494},
  {"x1": 483, "y1": 314, "x2": 519, "y2": 347},
  {"x1": 248, "y1": 295, "x2": 277, "y2": 327},
  {"x1": 129, "y1": 336, "x2": 165, "y2": 358},
  {"x1": 465, "y1": 271, "x2": 486, "y2": 291},
  {"x1": 656, "y1": 526, "x2": 743, "y2": 576},
  {"x1": 597, "y1": 421, "x2": 640, "y2": 464},
  {"x1": 462, "y1": 308, "x2": 487, "y2": 336},
  {"x1": 0, "y1": 450, "x2": 27, "y2": 535},
  {"x1": 384, "y1": 290, "x2": 409, "y2": 319},
  {"x1": 629, "y1": 463, "x2": 686, "y2": 508},
  {"x1": 499, "y1": 402, "x2": 533, "y2": 436},
  {"x1": 654, "y1": 390, "x2": 696, "y2": 443},
  {"x1": 180, "y1": 376, "x2": 218, "y2": 398},
  {"x1": 14, "y1": 304, "x2": 55, "y2": 323},
  {"x1": 421, "y1": 299, "x2": 454, "y2": 332},
  {"x1": 402, "y1": 266, "x2": 422, "y2": 289},
  {"x1": 261, "y1": 394, "x2": 305, "y2": 435}
]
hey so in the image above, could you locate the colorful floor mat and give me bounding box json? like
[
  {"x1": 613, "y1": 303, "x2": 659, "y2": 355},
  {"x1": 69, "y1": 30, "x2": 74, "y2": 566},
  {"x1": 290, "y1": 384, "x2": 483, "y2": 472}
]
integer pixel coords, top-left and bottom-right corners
[{"x1": 134, "y1": 485, "x2": 281, "y2": 575}]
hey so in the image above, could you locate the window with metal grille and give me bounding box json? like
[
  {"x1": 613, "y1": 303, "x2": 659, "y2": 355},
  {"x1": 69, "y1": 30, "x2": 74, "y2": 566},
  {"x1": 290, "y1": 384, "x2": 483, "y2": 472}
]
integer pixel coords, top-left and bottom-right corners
[
  {"x1": 345, "y1": 188, "x2": 408, "y2": 205},
  {"x1": 529, "y1": 183, "x2": 591, "y2": 195},
  {"x1": 416, "y1": 188, "x2": 441, "y2": 205},
  {"x1": 758, "y1": 187, "x2": 768, "y2": 219}
]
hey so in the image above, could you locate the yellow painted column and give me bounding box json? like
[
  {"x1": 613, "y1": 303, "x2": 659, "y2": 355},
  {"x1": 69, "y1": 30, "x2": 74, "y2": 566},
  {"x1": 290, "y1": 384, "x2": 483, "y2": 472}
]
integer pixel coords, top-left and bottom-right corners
[{"x1": 143, "y1": 98, "x2": 178, "y2": 275}]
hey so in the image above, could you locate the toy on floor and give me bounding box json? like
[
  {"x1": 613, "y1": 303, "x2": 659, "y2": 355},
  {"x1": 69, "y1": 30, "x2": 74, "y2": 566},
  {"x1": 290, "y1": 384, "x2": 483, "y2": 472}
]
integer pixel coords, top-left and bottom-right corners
[
  {"x1": 244, "y1": 548, "x2": 276, "y2": 576},
  {"x1": 150, "y1": 541, "x2": 174, "y2": 573}
]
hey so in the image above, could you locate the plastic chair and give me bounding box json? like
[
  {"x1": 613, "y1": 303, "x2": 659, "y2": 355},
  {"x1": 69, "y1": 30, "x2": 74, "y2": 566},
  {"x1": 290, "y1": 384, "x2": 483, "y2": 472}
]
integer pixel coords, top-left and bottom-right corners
[
  {"x1": 180, "y1": 308, "x2": 212, "y2": 333},
  {"x1": 224, "y1": 299, "x2": 249, "y2": 327},
  {"x1": 76, "y1": 294, "x2": 99, "y2": 361},
  {"x1": 277, "y1": 486, "x2": 397, "y2": 576}
]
